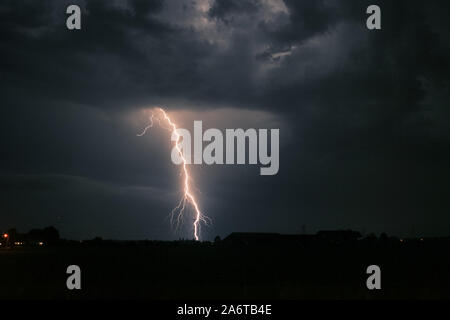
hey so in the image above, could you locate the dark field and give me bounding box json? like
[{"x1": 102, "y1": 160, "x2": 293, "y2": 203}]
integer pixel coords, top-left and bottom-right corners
[{"x1": 1, "y1": 241, "x2": 449, "y2": 300}]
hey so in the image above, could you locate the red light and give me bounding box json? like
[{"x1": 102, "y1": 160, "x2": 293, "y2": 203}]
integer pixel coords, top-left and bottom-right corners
[{"x1": 3, "y1": 234, "x2": 8, "y2": 238}]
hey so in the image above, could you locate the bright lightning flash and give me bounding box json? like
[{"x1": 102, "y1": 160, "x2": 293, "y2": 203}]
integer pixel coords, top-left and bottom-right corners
[{"x1": 137, "y1": 107, "x2": 209, "y2": 241}]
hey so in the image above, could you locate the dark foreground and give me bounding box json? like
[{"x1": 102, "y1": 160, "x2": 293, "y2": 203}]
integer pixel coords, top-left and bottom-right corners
[{"x1": 1, "y1": 240, "x2": 449, "y2": 299}]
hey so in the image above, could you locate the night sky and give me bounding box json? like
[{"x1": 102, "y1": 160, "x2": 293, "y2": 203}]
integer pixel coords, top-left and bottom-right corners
[{"x1": 1, "y1": 0, "x2": 449, "y2": 240}]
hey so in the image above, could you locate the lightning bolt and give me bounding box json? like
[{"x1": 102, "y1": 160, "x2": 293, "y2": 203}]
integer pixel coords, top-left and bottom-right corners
[
  {"x1": 136, "y1": 113, "x2": 154, "y2": 136},
  {"x1": 137, "y1": 107, "x2": 209, "y2": 241}
]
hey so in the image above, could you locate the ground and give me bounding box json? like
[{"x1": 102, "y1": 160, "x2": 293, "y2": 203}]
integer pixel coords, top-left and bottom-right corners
[{"x1": 1, "y1": 241, "x2": 449, "y2": 299}]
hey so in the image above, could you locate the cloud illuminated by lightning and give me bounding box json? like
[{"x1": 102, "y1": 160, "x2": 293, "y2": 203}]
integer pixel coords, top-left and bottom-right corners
[{"x1": 137, "y1": 107, "x2": 209, "y2": 240}]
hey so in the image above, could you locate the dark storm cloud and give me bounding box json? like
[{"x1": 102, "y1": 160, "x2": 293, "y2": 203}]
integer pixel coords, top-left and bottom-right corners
[
  {"x1": 1, "y1": 0, "x2": 177, "y2": 107},
  {"x1": 209, "y1": 0, "x2": 261, "y2": 21},
  {"x1": 260, "y1": 0, "x2": 339, "y2": 49},
  {"x1": 1, "y1": 0, "x2": 449, "y2": 239},
  {"x1": 1, "y1": 0, "x2": 448, "y2": 113},
  {"x1": 0, "y1": 173, "x2": 175, "y2": 239}
]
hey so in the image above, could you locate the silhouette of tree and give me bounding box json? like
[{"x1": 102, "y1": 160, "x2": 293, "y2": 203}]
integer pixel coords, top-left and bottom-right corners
[
  {"x1": 366, "y1": 233, "x2": 377, "y2": 240},
  {"x1": 380, "y1": 232, "x2": 388, "y2": 242}
]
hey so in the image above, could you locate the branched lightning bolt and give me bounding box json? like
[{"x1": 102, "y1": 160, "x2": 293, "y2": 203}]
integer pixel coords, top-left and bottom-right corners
[
  {"x1": 137, "y1": 113, "x2": 155, "y2": 136},
  {"x1": 137, "y1": 107, "x2": 209, "y2": 240}
]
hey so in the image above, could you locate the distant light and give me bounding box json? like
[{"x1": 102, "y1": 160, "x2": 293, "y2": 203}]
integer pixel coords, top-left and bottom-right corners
[
  {"x1": 38, "y1": 242, "x2": 44, "y2": 246},
  {"x1": 3, "y1": 233, "x2": 8, "y2": 238},
  {"x1": 420, "y1": 238, "x2": 424, "y2": 241},
  {"x1": 14, "y1": 241, "x2": 22, "y2": 246}
]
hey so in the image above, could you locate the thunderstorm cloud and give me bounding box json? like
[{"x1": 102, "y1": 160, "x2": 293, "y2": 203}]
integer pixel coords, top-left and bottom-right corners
[{"x1": 1, "y1": 0, "x2": 449, "y2": 239}]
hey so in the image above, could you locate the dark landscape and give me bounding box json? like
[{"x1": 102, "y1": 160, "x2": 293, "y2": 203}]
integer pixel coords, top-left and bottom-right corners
[
  {"x1": 1, "y1": 0, "x2": 450, "y2": 306},
  {"x1": 1, "y1": 228, "x2": 449, "y2": 300}
]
